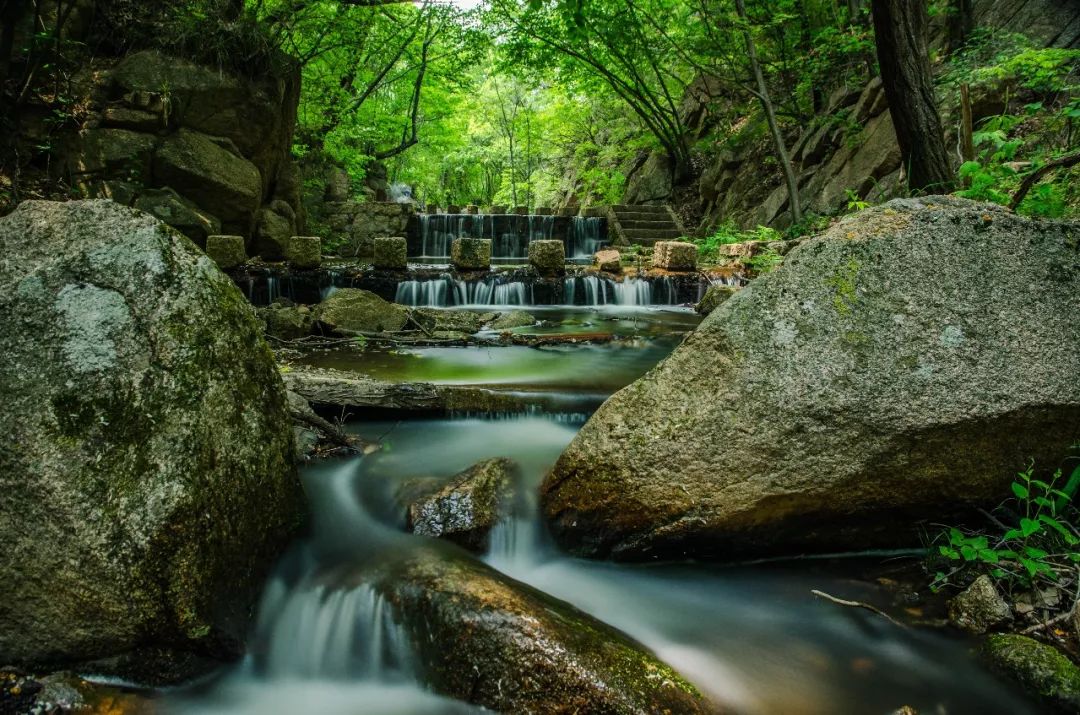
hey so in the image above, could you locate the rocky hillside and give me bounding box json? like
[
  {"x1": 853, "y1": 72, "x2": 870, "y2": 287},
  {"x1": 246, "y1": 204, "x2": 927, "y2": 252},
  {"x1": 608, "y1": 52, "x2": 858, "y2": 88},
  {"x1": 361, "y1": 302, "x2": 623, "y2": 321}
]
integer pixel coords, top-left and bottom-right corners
[{"x1": 622, "y1": 0, "x2": 1080, "y2": 233}]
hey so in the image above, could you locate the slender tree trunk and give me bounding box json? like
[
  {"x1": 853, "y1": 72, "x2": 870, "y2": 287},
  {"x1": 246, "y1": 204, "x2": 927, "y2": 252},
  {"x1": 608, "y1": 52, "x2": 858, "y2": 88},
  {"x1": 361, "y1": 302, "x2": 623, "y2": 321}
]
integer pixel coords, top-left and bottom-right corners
[
  {"x1": 946, "y1": 0, "x2": 974, "y2": 54},
  {"x1": 735, "y1": 0, "x2": 802, "y2": 225},
  {"x1": 871, "y1": 0, "x2": 954, "y2": 193}
]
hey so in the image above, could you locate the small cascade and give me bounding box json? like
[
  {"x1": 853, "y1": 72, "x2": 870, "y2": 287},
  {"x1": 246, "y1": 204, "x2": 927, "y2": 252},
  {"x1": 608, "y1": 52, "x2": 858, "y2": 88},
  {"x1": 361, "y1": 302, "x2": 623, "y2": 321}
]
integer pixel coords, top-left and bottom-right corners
[
  {"x1": 262, "y1": 582, "x2": 413, "y2": 681},
  {"x1": 457, "y1": 279, "x2": 527, "y2": 306},
  {"x1": 394, "y1": 274, "x2": 527, "y2": 307},
  {"x1": 567, "y1": 217, "x2": 603, "y2": 258},
  {"x1": 562, "y1": 276, "x2": 677, "y2": 306},
  {"x1": 394, "y1": 276, "x2": 453, "y2": 307}
]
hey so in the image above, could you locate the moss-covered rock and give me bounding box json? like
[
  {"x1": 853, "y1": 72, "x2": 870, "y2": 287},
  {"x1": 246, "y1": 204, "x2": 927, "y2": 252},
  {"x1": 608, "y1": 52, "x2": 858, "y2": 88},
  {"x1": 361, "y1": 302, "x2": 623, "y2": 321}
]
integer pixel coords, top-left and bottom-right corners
[
  {"x1": 0, "y1": 200, "x2": 303, "y2": 682},
  {"x1": 205, "y1": 234, "x2": 247, "y2": 269},
  {"x1": 491, "y1": 310, "x2": 536, "y2": 330},
  {"x1": 528, "y1": 239, "x2": 566, "y2": 276},
  {"x1": 948, "y1": 575, "x2": 1013, "y2": 634},
  {"x1": 694, "y1": 283, "x2": 738, "y2": 316},
  {"x1": 353, "y1": 546, "x2": 719, "y2": 714},
  {"x1": 286, "y1": 236, "x2": 321, "y2": 269},
  {"x1": 315, "y1": 288, "x2": 408, "y2": 334},
  {"x1": 401, "y1": 458, "x2": 517, "y2": 552},
  {"x1": 542, "y1": 197, "x2": 1080, "y2": 560},
  {"x1": 374, "y1": 237, "x2": 408, "y2": 269},
  {"x1": 982, "y1": 634, "x2": 1080, "y2": 712},
  {"x1": 410, "y1": 308, "x2": 495, "y2": 335},
  {"x1": 258, "y1": 303, "x2": 313, "y2": 340},
  {"x1": 451, "y1": 238, "x2": 491, "y2": 270}
]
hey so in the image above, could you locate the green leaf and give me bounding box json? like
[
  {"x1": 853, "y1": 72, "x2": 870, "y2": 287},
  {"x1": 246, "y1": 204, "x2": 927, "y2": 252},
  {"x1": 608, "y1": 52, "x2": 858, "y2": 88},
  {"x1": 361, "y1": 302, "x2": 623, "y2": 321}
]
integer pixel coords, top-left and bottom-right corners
[
  {"x1": 960, "y1": 545, "x2": 978, "y2": 561},
  {"x1": 979, "y1": 549, "x2": 1000, "y2": 564},
  {"x1": 1012, "y1": 482, "x2": 1030, "y2": 499},
  {"x1": 1024, "y1": 546, "x2": 1049, "y2": 559},
  {"x1": 1019, "y1": 557, "x2": 1039, "y2": 577},
  {"x1": 1002, "y1": 529, "x2": 1023, "y2": 542},
  {"x1": 1021, "y1": 518, "x2": 1041, "y2": 537}
]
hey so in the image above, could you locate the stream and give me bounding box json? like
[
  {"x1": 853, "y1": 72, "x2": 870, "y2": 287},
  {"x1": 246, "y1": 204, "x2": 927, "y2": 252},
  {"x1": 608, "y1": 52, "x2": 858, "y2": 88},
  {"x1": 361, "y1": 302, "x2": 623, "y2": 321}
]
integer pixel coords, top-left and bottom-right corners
[{"x1": 167, "y1": 306, "x2": 1036, "y2": 715}]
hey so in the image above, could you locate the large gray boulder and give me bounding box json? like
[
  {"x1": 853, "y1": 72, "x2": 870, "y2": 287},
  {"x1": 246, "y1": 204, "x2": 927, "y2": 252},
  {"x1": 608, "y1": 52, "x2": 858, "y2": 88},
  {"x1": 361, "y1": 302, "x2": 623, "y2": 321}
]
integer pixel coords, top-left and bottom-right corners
[
  {"x1": 0, "y1": 200, "x2": 303, "y2": 681},
  {"x1": 542, "y1": 197, "x2": 1080, "y2": 559}
]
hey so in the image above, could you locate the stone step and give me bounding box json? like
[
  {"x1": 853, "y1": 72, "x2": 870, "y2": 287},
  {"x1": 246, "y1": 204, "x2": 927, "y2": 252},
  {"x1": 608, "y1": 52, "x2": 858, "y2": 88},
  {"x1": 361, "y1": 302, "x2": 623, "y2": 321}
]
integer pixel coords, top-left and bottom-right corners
[
  {"x1": 618, "y1": 219, "x2": 677, "y2": 231},
  {"x1": 622, "y1": 228, "x2": 684, "y2": 240},
  {"x1": 615, "y1": 212, "x2": 675, "y2": 222},
  {"x1": 610, "y1": 204, "x2": 670, "y2": 214}
]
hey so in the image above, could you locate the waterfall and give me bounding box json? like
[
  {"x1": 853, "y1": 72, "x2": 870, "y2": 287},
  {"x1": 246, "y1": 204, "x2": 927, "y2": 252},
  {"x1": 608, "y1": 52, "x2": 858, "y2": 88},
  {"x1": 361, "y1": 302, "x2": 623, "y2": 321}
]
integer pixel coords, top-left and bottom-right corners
[
  {"x1": 263, "y1": 582, "x2": 413, "y2": 681},
  {"x1": 568, "y1": 217, "x2": 602, "y2": 259},
  {"x1": 395, "y1": 276, "x2": 453, "y2": 307},
  {"x1": 612, "y1": 278, "x2": 652, "y2": 306},
  {"x1": 394, "y1": 274, "x2": 526, "y2": 307}
]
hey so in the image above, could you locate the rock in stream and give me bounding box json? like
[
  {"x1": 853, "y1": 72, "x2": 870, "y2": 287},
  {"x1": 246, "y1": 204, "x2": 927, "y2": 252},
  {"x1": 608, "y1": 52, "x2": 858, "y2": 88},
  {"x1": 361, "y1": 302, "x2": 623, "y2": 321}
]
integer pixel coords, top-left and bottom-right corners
[
  {"x1": 542, "y1": 196, "x2": 1080, "y2": 560},
  {"x1": 0, "y1": 200, "x2": 303, "y2": 682}
]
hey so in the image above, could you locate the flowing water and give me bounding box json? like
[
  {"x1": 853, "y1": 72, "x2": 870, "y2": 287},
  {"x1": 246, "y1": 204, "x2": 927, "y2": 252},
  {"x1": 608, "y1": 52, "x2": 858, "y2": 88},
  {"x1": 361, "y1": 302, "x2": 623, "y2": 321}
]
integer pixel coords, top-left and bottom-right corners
[{"x1": 167, "y1": 306, "x2": 1036, "y2": 715}]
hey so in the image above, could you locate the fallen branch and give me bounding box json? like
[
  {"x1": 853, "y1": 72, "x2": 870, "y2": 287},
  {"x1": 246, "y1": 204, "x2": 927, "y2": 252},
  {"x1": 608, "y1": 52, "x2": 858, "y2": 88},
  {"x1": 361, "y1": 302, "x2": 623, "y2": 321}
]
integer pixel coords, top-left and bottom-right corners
[
  {"x1": 1010, "y1": 151, "x2": 1080, "y2": 210},
  {"x1": 811, "y1": 589, "x2": 906, "y2": 629}
]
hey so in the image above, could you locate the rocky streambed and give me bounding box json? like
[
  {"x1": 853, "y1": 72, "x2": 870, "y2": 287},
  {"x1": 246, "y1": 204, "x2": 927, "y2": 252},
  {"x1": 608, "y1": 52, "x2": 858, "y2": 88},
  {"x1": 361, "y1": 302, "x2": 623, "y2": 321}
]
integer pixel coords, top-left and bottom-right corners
[{"x1": 4, "y1": 198, "x2": 1077, "y2": 714}]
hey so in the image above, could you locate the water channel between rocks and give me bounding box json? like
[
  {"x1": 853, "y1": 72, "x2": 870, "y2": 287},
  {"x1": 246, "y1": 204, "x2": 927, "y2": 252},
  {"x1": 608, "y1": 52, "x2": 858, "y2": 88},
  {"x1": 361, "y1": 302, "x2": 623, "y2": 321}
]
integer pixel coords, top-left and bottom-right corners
[{"x1": 167, "y1": 305, "x2": 1036, "y2": 715}]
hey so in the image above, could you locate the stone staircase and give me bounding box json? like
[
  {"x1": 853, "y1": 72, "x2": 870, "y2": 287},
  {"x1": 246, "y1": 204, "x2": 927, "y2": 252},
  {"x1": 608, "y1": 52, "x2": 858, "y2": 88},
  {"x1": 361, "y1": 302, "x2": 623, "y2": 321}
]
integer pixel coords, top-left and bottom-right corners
[{"x1": 607, "y1": 204, "x2": 684, "y2": 246}]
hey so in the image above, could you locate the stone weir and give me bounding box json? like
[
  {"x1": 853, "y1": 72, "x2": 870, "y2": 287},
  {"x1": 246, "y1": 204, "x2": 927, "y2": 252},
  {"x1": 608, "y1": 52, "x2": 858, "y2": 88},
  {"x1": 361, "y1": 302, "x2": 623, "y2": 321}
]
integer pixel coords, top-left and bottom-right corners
[
  {"x1": 229, "y1": 264, "x2": 732, "y2": 307},
  {"x1": 411, "y1": 212, "x2": 609, "y2": 262}
]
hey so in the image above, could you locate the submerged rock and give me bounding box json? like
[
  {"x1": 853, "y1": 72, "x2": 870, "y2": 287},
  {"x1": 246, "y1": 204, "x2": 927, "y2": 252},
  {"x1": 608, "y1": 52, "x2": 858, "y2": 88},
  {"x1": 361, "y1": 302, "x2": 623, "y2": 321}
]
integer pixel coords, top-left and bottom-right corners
[
  {"x1": 358, "y1": 546, "x2": 719, "y2": 714},
  {"x1": 315, "y1": 287, "x2": 409, "y2": 334},
  {"x1": 401, "y1": 458, "x2": 517, "y2": 552},
  {"x1": 542, "y1": 197, "x2": 1080, "y2": 559},
  {"x1": 411, "y1": 308, "x2": 496, "y2": 334},
  {"x1": 948, "y1": 575, "x2": 1013, "y2": 634},
  {"x1": 491, "y1": 310, "x2": 536, "y2": 331},
  {"x1": 982, "y1": 634, "x2": 1080, "y2": 712},
  {"x1": 0, "y1": 200, "x2": 303, "y2": 682}
]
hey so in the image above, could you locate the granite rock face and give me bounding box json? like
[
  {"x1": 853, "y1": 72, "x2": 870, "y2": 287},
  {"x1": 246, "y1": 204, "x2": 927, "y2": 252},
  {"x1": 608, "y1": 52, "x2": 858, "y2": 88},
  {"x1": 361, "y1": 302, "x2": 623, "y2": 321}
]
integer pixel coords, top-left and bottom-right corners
[
  {"x1": 0, "y1": 200, "x2": 302, "y2": 681},
  {"x1": 542, "y1": 197, "x2": 1080, "y2": 560}
]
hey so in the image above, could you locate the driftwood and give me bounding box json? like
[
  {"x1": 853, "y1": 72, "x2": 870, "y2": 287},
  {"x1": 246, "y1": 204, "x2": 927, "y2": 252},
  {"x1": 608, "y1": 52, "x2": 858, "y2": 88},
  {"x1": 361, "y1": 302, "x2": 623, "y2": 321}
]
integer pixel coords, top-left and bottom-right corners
[{"x1": 811, "y1": 589, "x2": 906, "y2": 629}]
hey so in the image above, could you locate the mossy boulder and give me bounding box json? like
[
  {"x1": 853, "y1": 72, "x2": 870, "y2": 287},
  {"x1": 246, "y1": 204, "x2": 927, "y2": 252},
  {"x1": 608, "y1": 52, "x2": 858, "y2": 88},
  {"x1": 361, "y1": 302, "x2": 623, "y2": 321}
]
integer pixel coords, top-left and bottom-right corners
[
  {"x1": 491, "y1": 310, "x2": 536, "y2": 331},
  {"x1": 315, "y1": 287, "x2": 408, "y2": 334},
  {"x1": 982, "y1": 634, "x2": 1080, "y2": 712},
  {"x1": 410, "y1": 308, "x2": 495, "y2": 334},
  {"x1": 542, "y1": 197, "x2": 1080, "y2": 560},
  {"x1": 351, "y1": 545, "x2": 718, "y2": 714},
  {"x1": 694, "y1": 283, "x2": 738, "y2": 316},
  {"x1": 258, "y1": 303, "x2": 314, "y2": 340},
  {"x1": 135, "y1": 189, "x2": 222, "y2": 248},
  {"x1": 0, "y1": 200, "x2": 302, "y2": 682},
  {"x1": 401, "y1": 458, "x2": 517, "y2": 552}
]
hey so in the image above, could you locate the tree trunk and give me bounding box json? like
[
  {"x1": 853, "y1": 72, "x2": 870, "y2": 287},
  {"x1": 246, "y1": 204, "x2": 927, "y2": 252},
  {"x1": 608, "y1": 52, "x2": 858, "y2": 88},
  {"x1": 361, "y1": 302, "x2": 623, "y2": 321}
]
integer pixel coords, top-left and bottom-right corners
[
  {"x1": 946, "y1": 0, "x2": 974, "y2": 54},
  {"x1": 735, "y1": 0, "x2": 802, "y2": 225},
  {"x1": 871, "y1": 0, "x2": 954, "y2": 193}
]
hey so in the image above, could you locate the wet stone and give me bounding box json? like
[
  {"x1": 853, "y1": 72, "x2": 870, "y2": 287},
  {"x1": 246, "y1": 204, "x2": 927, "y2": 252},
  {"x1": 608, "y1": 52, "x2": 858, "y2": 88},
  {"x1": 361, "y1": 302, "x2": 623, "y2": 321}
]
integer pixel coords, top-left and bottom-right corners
[
  {"x1": 403, "y1": 458, "x2": 517, "y2": 552},
  {"x1": 594, "y1": 249, "x2": 621, "y2": 272},
  {"x1": 287, "y1": 236, "x2": 321, "y2": 269},
  {"x1": 948, "y1": 574, "x2": 1012, "y2": 634},
  {"x1": 206, "y1": 234, "x2": 247, "y2": 269},
  {"x1": 451, "y1": 238, "x2": 491, "y2": 270},
  {"x1": 528, "y1": 239, "x2": 566, "y2": 276},
  {"x1": 653, "y1": 240, "x2": 697, "y2": 270},
  {"x1": 373, "y1": 237, "x2": 408, "y2": 269}
]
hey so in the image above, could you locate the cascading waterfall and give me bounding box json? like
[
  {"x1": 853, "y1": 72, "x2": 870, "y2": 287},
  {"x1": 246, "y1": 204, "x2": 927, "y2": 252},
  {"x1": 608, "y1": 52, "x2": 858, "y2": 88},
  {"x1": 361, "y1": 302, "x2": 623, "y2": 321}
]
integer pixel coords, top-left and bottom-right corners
[
  {"x1": 394, "y1": 274, "x2": 527, "y2": 307},
  {"x1": 562, "y1": 276, "x2": 677, "y2": 306},
  {"x1": 262, "y1": 582, "x2": 413, "y2": 681},
  {"x1": 567, "y1": 217, "x2": 603, "y2": 258}
]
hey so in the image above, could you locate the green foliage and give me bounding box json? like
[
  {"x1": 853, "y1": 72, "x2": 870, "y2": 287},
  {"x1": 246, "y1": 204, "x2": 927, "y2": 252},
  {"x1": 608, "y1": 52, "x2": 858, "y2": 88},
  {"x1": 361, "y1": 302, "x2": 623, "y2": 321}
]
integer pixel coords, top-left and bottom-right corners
[
  {"x1": 931, "y1": 460, "x2": 1080, "y2": 593},
  {"x1": 744, "y1": 246, "x2": 783, "y2": 275},
  {"x1": 690, "y1": 222, "x2": 781, "y2": 263}
]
